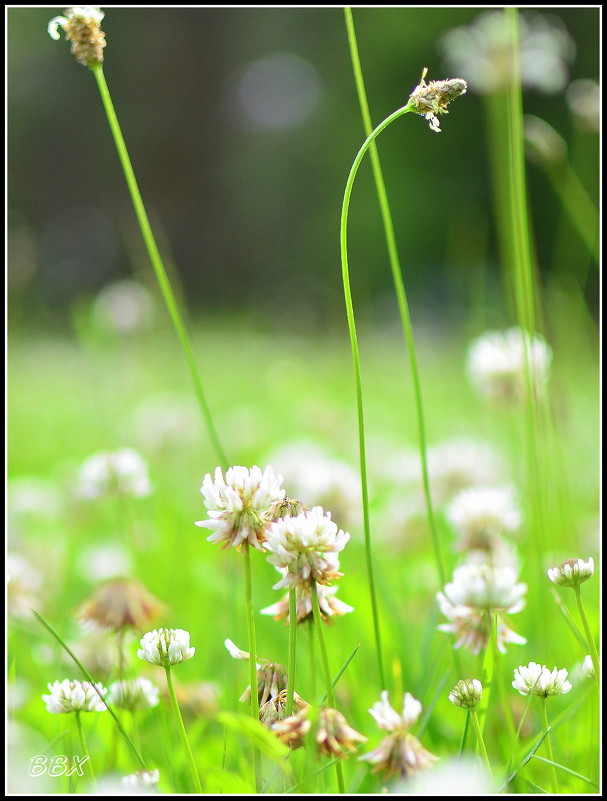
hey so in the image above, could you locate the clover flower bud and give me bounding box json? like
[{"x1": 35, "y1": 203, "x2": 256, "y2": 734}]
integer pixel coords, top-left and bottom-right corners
[
  {"x1": 42, "y1": 679, "x2": 108, "y2": 714},
  {"x1": 547, "y1": 557, "x2": 594, "y2": 588},
  {"x1": 448, "y1": 679, "x2": 483, "y2": 709},
  {"x1": 137, "y1": 628, "x2": 195, "y2": 668}
]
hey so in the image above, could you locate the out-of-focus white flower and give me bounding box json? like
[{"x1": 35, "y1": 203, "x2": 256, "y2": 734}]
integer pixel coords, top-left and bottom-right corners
[
  {"x1": 196, "y1": 465, "x2": 285, "y2": 552},
  {"x1": 582, "y1": 655, "x2": 595, "y2": 680},
  {"x1": 78, "y1": 448, "x2": 153, "y2": 499},
  {"x1": 437, "y1": 562, "x2": 527, "y2": 654},
  {"x1": 137, "y1": 628, "x2": 195, "y2": 668},
  {"x1": 439, "y1": 562, "x2": 527, "y2": 612},
  {"x1": 426, "y1": 438, "x2": 505, "y2": 506},
  {"x1": 107, "y1": 678, "x2": 160, "y2": 711},
  {"x1": 512, "y1": 662, "x2": 572, "y2": 697},
  {"x1": 264, "y1": 506, "x2": 350, "y2": 590},
  {"x1": 566, "y1": 79, "x2": 600, "y2": 132},
  {"x1": 393, "y1": 758, "x2": 495, "y2": 795},
  {"x1": 446, "y1": 486, "x2": 522, "y2": 550},
  {"x1": 122, "y1": 769, "x2": 160, "y2": 791},
  {"x1": 129, "y1": 392, "x2": 200, "y2": 453},
  {"x1": 8, "y1": 477, "x2": 63, "y2": 520},
  {"x1": 92, "y1": 280, "x2": 156, "y2": 337},
  {"x1": 261, "y1": 580, "x2": 354, "y2": 623},
  {"x1": 42, "y1": 679, "x2": 107, "y2": 714},
  {"x1": 547, "y1": 557, "x2": 594, "y2": 588},
  {"x1": 77, "y1": 543, "x2": 133, "y2": 583},
  {"x1": 369, "y1": 691, "x2": 422, "y2": 734},
  {"x1": 466, "y1": 327, "x2": 552, "y2": 404},
  {"x1": 266, "y1": 441, "x2": 362, "y2": 527},
  {"x1": 48, "y1": 6, "x2": 106, "y2": 67},
  {"x1": 7, "y1": 552, "x2": 42, "y2": 619},
  {"x1": 359, "y1": 691, "x2": 438, "y2": 778},
  {"x1": 524, "y1": 115, "x2": 567, "y2": 165},
  {"x1": 448, "y1": 679, "x2": 483, "y2": 709},
  {"x1": 440, "y1": 10, "x2": 575, "y2": 94}
]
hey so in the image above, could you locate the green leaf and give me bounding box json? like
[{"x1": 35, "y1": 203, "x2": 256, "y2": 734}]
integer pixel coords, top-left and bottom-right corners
[{"x1": 216, "y1": 711, "x2": 290, "y2": 763}]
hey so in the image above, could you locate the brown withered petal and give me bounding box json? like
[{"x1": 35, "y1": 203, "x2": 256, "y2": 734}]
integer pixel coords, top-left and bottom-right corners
[
  {"x1": 77, "y1": 577, "x2": 165, "y2": 633},
  {"x1": 316, "y1": 708, "x2": 368, "y2": 758},
  {"x1": 272, "y1": 708, "x2": 312, "y2": 750}
]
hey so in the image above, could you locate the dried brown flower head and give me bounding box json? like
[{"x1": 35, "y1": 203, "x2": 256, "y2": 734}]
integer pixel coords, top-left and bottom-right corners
[
  {"x1": 48, "y1": 7, "x2": 107, "y2": 68},
  {"x1": 77, "y1": 577, "x2": 165, "y2": 633}
]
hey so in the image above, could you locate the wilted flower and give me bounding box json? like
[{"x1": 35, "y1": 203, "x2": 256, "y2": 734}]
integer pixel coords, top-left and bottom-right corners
[
  {"x1": 440, "y1": 10, "x2": 575, "y2": 94},
  {"x1": 448, "y1": 679, "x2": 483, "y2": 709},
  {"x1": 122, "y1": 769, "x2": 160, "y2": 790},
  {"x1": 267, "y1": 497, "x2": 309, "y2": 522},
  {"x1": 78, "y1": 448, "x2": 153, "y2": 499},
  {"x1": 407, "y1": 67, "x2": 467, "y2": 132},
  {"x1": 359, "y1": 691, "x2": 439, "y2": 778},
  {"x1": 259, "y1": 689, "x2": 310, "y2": 727},
  {"x1": 316, "y1": 707, "x2": 367, "y2": 758},
  {"x1": 446, "y1": 486, "x2": 522, "y2": 550},
  {"x1": 48, "y1": 6, "x2": 107, "y2": 67},
  {"x1": 224, "y1": 639, "x2": 289, "y2": 708},
  {"x1": 261, "y1": 580, "x2": 354, "y2": 624},
  {"x1": 466, "y1": 327, "x2": 552, "y2": 404},
  {"x1": 437, "y1": 562, "x2": 527, "y2": 654},
  {"x1": 107, "y1": 678, "x2": 159, "y2": 711},
  {"x1": 137, "y1": 628, "x2": 195, "y2": 668},
  {"x1": 43, "y1": 679, "x2": 107, "y2": 714},
  {"x1": 512, "y1": 662, "x2": 572, "y2": 697},
  {"x1": 77, "y1": 578, "x2": 165, "y2": 633},
  {"x1": 196, "y1": 465, "x2": 285, "y2": 552},
  {"x1": 264, "y1": 506, "x2": 350, "y2": 590},
  {"x1": 272, "y1": 707, "x2": 312, "y2": 750},
  {"x1": 547, "y1": 557, "x2": 594, "y2": 588}
]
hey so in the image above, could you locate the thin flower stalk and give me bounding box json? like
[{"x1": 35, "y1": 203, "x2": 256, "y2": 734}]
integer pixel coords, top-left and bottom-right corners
[
  {"x1": 573, "y1": 585, "x2": 600, "y2": 687},
  {"x1": 89, "y1": 63, "x2": 227, "y2": 468},
  {"x1": 164, "y1": 666, "x2": 203, "y2": 794},
  {"x1": 311, "y1": 585, "x2": 345, "y2": 793},
  {"x1": 242, "y1": 544, "x2": 262, "y2": 792},
  {"x1": 74, "y1": 710, "x2": 96, "y2": 790},
  {"x1": 539, "y1": 697, "x2": 559, "y2": 794},
  {"x1": 286, "y1": 588, "x2": 297, "y2": 716}
]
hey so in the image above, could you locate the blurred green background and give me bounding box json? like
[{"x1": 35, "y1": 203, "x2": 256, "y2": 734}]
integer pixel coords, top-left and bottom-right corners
[{"x1": 7, "y1": 6, "x2": 599, "y2": 332}]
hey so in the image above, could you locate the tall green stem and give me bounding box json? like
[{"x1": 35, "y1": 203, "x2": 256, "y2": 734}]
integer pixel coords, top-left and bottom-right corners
[
  {"x1": 91, "y1": 63, "x2": 227, "y2": 468},
  {"x1": 573, "y1": 585, "x2": 600, "y2": 684},
  {"x1": 242, "y1": 544, "x2": 262, "y2": 792},
  {"x1": 286, "y1": 589, "x2": 297, "y2": 716},
  {"x1": 469, "y1": 708, "x2": 492, "y2": 779},
  {"x1": 164, "y1": 666, "x2": 203, "y2": 793},
  {"x1": 539, "y1": 697, "x2": 558, "y2": 794},
  {"x1": 75, "y1": 711, "x2": 96, "y2": 790}
]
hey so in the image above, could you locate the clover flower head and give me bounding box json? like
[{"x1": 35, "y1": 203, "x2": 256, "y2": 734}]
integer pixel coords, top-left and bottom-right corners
[
  {"x1": 547, "y1": 557, "x2": 594, "y2": 588},
  {"x1": 440, "y1": 562, "x2": 527, "y2": 613},
  {"x1": 196, "y1": 465, "x2": 285, "y2": 552},
  {"x1": 360, "y1": 691, "x2": 438, "y2": 778},
  {"x1": 137, "y1": 628, "x2": 195, "y2": 667},
  {"x1": 77, "y1": 577, "x2": 164, "y2": 633},
  {"x1": 316, "y1": 708, "x2": 368, "y2": 759},
  {"x1": 441, "y1": 10, "x2": 575, "y2": 95},
  {"x1": 512, "y1": 662, "x2": 572, "y2": 697},
  {"x1": 107, "y1": 678, "x2": 160, "y2": 711},
  {"x1": 426, "y1": 438, "x2": 504, "y2": 505},
  {"x1": 447, "y1": 485, "x2": 522, "y2": 550},
  {"x1": 582, "y1": 655, "x2": 595, "y2": 680},
  {"x1": 466, "y1": 327, "x2": 552, "y2": 404},
  {"x1": 78, "y1": 448, "x2": 153, "y2": 499},
  {"x1": 122, "y1": 769, "x2": 160, "y2": 790},
  {"x1": 42, "y1": 679, "x2": 108, "y2": 714},
  {"x1": 48, "y1": 7, "x2": 106, "y2": 67},
  {"x1": 437, "y1": 599, "x2": 526, "y2": 655},
  {"x1": 261, "y1": 580, "x2": 354, "y2": 624},
  {"x1": 448, "y1": 679, "x2": 483, "y2": 709},
  {"x1": 272, "y1": 707, "x2": 312, "y2": 750},
  {"x1": 408, "y1": 67, "x2": 467, "y2": 132},
  {"x1": 263, "y1": 506, "x2": 350, "y2": 590}
]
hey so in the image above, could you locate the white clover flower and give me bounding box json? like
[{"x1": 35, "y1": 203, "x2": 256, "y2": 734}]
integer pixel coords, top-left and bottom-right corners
[
  {"x1": 137, "y1": 628, "x2": 195, "y2": 668},
  {"x1": 466, "y1": 327, "x2": 552, "y2": 404},
  {"x1": 393, "y1": 758, "x2": 495, "y2": 795},
  {"x1": 92, "y1": 280, "x2": 156, "y2": 337},
  {"x1": 440, "y1": 10, "x2": 575, "y2": 95},
  {"x1": 78, "y1": 448, "x2": 153, "y2": 499},
  {"x1": 107, "y1": 678, "x2": 160, "y2": 711},
  {"x1": 359, "y1": 692, "x2": 438, "y2": 778},
  {"x1": 369, "y1": 691, "x2": 422, "y2": 734},
  {"x1": 547, "y1": 557, "x2": 594, "y2": 588},
  {"x1": 196, "y1": 465, "x2": 285, "y2": 552},
  {"x1": 440, "y1": 562, "x2": 527, "y2": 612},
  {"x1": 263, "y1": 506, "x2": 350, "y2": 590},
  {"x1": 122, "y1": 769, "x2": 160, "y2": 791},
  {"x1": 42, "y1": 679, "x2": 108, "y2": 714},
  {"x1": 426, "y1": 438, "x2": 505, "y2": 506},
  {"x1": 261, "y1": 581, "x2": 354, "y2": 624},
  {"x1": 447, "y1": 485, "x2": 522, "y2": 549},
  {"x1": 437, "y1": 599, "x2": 526, "y2": 655},
  {"x1": 512, "y1": 662, "x2": 572, "y2": 697},
  {"x1": 582, "y1": 655, "x2": 595, "y2": 680},
  {"x1": 448, "y1": 679, "x2": 483, "y2": 709}
]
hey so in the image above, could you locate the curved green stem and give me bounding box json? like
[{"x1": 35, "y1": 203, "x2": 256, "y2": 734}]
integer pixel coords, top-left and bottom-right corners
[
  {"x1": 242, "y1": 544, "x2": 262, "y2": 792},
  {"x1": 164, "y1": 666, "x2": 202, "y2": 793},
  {"x1": 91, "y1": 63, "x2": 227, "y2": 468},
  {"x1": 469, "y1": 708, "x2": 492, "y2": 779},
  {"x1": 343, "y1": 8, "x2": 444, "y2": 592}
]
